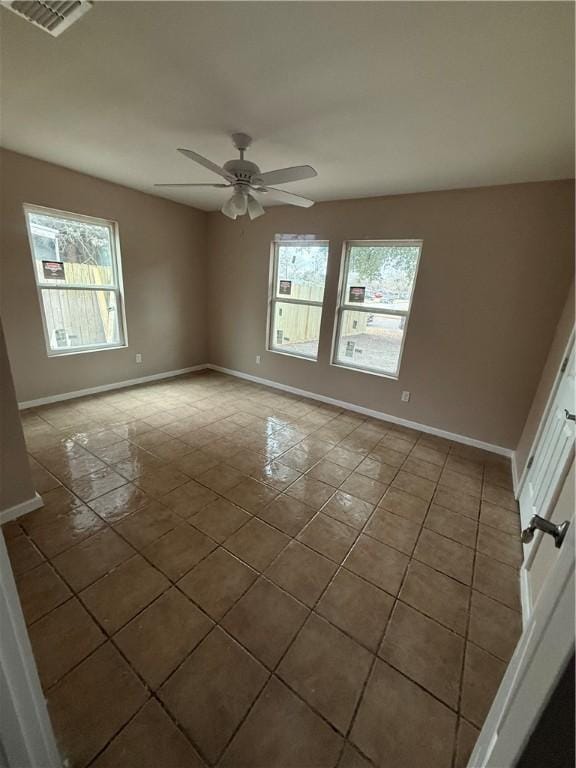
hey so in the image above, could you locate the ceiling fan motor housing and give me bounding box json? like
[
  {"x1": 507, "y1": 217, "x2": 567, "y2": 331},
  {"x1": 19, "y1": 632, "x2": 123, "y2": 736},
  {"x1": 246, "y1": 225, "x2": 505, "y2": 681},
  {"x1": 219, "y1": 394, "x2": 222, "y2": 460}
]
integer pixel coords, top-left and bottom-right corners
[{"x1": 223, "y1": 159, "x2": 262, "y2": 186}]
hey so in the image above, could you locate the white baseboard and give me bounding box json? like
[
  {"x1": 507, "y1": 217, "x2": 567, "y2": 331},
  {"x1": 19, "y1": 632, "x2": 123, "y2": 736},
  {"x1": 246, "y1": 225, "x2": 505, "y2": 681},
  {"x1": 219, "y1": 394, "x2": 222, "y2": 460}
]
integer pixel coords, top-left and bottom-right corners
[
  {"x1": 207, "y1": 364, "x2": 513, "y2": 458},
  {"x1": 0, "y1": 493, "x2": 43, "y2": 525},
  {"x1": 18, "y1": 365, "x2": 209, "y2": 410},
  {"x1": 511, "y1": 451, "x2": 520, "y2": 497}
]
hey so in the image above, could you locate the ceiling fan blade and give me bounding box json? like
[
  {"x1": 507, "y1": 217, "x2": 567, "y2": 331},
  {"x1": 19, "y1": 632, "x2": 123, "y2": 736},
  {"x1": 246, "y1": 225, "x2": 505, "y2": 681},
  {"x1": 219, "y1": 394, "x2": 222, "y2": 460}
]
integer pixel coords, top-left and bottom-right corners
[
  {"x1": 256, "y1": 186, "x2": 315, "y2": 208},
  {"x1": 258, "y1": 165, "x2": 317, "y2": 186},
  {"x1": 177, "y1": 148, "x2": 236, "y2": 182},
  {"x1": 154, "y1": 183, "x2": 231, "y2": 188},
  {"x1": 247, "y1": 194, "x2": 265, "y2": 220}
]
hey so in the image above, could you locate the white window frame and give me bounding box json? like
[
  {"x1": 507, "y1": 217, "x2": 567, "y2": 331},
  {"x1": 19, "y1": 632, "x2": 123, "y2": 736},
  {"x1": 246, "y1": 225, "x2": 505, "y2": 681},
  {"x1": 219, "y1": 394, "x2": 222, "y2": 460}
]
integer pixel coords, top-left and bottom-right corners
[
  {"x1": 266, "y1": 238, "x2": 329, "y2": 362},
  {"x1": 23, "y1": 204, "x2": 128, "y2": 357},
  {"x1": 332, "y1": 239, "x2": 423, "y2": 379}
]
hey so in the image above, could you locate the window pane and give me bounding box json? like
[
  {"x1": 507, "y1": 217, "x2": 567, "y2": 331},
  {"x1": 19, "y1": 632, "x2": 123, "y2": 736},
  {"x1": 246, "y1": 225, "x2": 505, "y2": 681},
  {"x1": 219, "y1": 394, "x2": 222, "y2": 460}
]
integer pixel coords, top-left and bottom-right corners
[
  {"x1": 344, "y1": 245, "x2": 420, "y2": 310},
  {"x1": 336, "y1": 310, "x2": 405, "y2": 375},
  {"x1": 271, "y1": 301, "x2": 322, "y2": 359},
  {"x1": 28, "y1": 211, "x2": 115, "y2": 287},
  {"x1": 40, "y1": 289, "x2": 122, "y2": 351},
  {"x1": 276, "y1": 243, "x2": 328, "y2": 301}
]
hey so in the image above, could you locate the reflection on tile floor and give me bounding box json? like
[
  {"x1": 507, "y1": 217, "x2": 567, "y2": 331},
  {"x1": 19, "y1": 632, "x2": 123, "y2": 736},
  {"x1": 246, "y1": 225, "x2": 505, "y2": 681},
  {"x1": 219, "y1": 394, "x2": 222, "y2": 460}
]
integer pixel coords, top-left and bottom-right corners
[{"x1": 3, "y1": 371, "x2": 524, "y2": 768}]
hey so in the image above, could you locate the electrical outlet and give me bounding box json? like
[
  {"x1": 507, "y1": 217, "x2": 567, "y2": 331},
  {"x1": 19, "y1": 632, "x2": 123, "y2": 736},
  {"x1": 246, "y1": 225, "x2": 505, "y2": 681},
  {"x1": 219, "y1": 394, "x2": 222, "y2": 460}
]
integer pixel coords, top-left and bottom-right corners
[
  {"x1": 255, "y1": 355, "x2": 261, "y2": 364},
  {"x1": 401, "y1": 391, "x2": 410, "y2": 402},
  {"x1": 135, "y1": 353, "x2": 142, "y2": 364}
]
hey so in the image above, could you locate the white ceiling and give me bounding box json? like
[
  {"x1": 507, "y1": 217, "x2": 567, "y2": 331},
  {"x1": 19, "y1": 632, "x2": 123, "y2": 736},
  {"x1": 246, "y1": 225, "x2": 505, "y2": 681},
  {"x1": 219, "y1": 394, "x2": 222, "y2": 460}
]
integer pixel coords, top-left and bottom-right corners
[{"x1": 1, "y1": 1, "x2": 573, "y2": 211}]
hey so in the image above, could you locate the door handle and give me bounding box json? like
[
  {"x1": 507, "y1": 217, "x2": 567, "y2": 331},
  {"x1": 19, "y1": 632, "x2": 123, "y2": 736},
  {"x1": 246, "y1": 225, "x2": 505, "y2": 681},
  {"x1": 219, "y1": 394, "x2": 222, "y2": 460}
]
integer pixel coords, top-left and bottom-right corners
[
  {"x1": 521, "y1": 514, "x2": 570, "y2": 548},
  {"x1": 565, "y1": 409, "x2": 576, "y2": 421}
]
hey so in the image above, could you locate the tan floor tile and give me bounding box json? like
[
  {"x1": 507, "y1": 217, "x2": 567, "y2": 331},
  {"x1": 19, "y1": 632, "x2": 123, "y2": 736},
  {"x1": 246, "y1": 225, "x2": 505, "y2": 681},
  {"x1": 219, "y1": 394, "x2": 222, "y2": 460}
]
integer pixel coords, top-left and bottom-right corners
[
  {"x1": 15, "y1": 562, "x2": 72, "y2": 625},
  {"x1": 27, "y1": 506, "x2": 106, "y2": 558},
  {"x1": 351, "y1": 659, "x2": 456, "y2": 768},
  {"x1": 278, "y1": 614, "x2": 372, "y2": 733},
  {"x1": 5, "y1": 534, "x2": 45, "y2": 575},
  {"x1": 91, "y1": 440, "x2": 144, "y2": 464},
  {"x1": 88, "y1": 483, "x2": 150, "y2": 522},
  {"x1": 338, "y1": 743, "x2": 372, "y2": 768},
  {"x1": 224, "y1": 476, "x2": 278, "y2": 514},
  {"x1": 477, "y1": 524, "x2": 523, "y2": 568},
  {"x1": 482, "y1": 483, "x2": 517, "y2": 512},
  {"x1": 297, "y1": 513, "x2": 358, "y2": 563},
  {"x1": 378, "y1": 487, "x2": 429, "y2": 523},
  {"x1": 399, "y1": 560, "x2": 470, "y2": 635},
  {"x1": 143, "y1": 524, "x2": 217, "y2": 580},
  {"x1": 28, "y1": 597, "x2": 105, "y2": 689},
  {"x1": 286, "y1": 475, "x2": 336, "y2": 509},
  {"x1": 178, "y1": 547, "x2": 257, "y2": 620},
  {"x1": 455, "y1": 718, "x2": 480, "y2": 768},
  {"x1": 439, "y1": 468, "x2": 482, "y2": 498},
  {"x1": 473, "y1": 552, "x2": 521, "y2": 610},
  {"x1": 191, "y1": 497, "x2": 250, "y2": 542},
  {"x1": 48, "y1": 643, "x2": 148, "y2": 768},
  {"x1": 461, "y1": 642, "x2": 506, "y2": 728},
  {"x1": 433, "y1": 486, "x2": 480, "y2": 519},
  {"x1": 266, "y1": 540, "x2": 337, "y2": 607},
  {"x1": 480, "y1": 501, "x2": 520, "y2": 535},
  {"x1": 222, "y1": 578, "x2": 308, "y2": 668},
  {"x1": 195, "y1": 464, "x2": 244, "y2": 494},
  {"x1": 401, "y1": 455, "x2": 442, "y2": 482},
  {"x1": 258, "y1": 493, "x2": 316, "y2": 537},
  {"x1": 340, "y1": 472, "x2": 387, "y2": 505},
  {"x1": 159, "y1": 627, "x2": 267, "y2": 764},
  {"x1": 414, "y1": 529, "x2": 474, "y2": 585},
  {"x1": 114, "y1": 501, "x2": 180, "y2": 549},
  {"x1": 134, "y1": 465, "x2": 189, "y2": 498},
  {"x1": 425, "y1": 503, "x2": 478, "y2": 548},
  {"x1": 322, "y1": 491, "x2": 374, "y2": 530},
  {"x1": 52, "y1": 528, "x2": 135, "y2": 591},
  {"x1": 355, "y1": 456, "x2": 398, "y2": 485},
  {"x1": 112, "y1": 452, "x2": 166, "y2": 481},
  {"x1": 162, "y1": 480, "x2": 218, "y2": 518},
  {"x1": 344, "y1": 534, "x2": 408, "y2": 595},
  {"x1": 114, "y1": 588, "x2": 213, "y2": 689},
  {"x1": 277, "y1": 446, "x2": 319, "y2": 472},
  {"x1": 307, "y1": 459, "x2": 352, "y2": 487},
  {"x1": 224, "y1": 518, "x2": 289, "y2": 571},
  {"x1": 379, "y1": 601, "x2": 464, "y2": 708},
  {"x1": 32, "y1": 486, "x2": 83, "y2": 518},
  {"x1": 255, "y1": 460, "x2": 301, "y2": 491},
  {"x1": 468, "y1": 590, "x2": 522, "y2": 662},
  {"x1": 317, "y1": 568, "x2": 393, "y2": 652},
  {"x1": 410, "y1": 443, "x2": 447, "y2": 467},
  {"x1": 325, "y1": 446, "x2": 363, "y2": 470},
  {"x1": 91, "y1": 699, "x2": 204, "y2": 768},
  {"x1": 391, "y1": 470, "x2": 435, "y2": 502},
  {"x1": 364, "y1": 508, "x2": 420, "y2": 554},
  {"x1": 221, "y1": 676, "x2": 342, "y2": 768},
  {"x1": 379, "y1": 432, "x2": 414, "y2": 455},
  {"x1": 66, "y1": 466, "x2": 128, "y2": 502},
  {"x1": 80, "y1": 555, "x2": 169, "y2": 634},
  {"x1": 1, "y1": 520, "x2": 23, "y2": 540}
]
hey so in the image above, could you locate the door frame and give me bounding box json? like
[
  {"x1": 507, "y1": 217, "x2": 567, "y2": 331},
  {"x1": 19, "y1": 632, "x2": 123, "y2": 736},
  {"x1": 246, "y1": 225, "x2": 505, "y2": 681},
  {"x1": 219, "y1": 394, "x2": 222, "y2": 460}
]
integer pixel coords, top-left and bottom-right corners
[{"x1": 469, "y1": 505, "x2": 574, "y2": 767}]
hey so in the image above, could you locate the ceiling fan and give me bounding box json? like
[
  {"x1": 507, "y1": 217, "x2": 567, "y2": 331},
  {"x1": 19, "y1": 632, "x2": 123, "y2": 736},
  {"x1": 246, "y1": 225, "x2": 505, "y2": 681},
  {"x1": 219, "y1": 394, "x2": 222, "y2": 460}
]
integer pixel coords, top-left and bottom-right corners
[{"x1": 155, "y1": 133, "x2": 317, "y2": 220}]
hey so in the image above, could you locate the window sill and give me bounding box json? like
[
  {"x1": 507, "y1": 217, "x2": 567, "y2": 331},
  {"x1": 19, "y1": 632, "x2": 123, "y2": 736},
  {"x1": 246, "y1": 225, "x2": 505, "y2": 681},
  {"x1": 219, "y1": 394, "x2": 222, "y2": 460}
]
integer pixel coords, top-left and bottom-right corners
[
  {"x1": 330, "y1": 360, "x2": 399, "y2": 380},
  {"x1": 46, "y1": 344, "x2": 128, "y2": 358},
  {"x1": 267, "y1": 348, "x2": 318, "y2": 363}
]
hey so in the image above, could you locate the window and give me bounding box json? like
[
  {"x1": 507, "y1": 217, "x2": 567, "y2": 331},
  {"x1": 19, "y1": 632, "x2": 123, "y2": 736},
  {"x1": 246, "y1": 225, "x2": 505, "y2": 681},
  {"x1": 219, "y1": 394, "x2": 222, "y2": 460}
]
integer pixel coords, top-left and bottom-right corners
[
  {"x1": 333, "y1": 240, "x2": 422, "y2": 377},
  {"x1": 24, "y1": 205, "x2": 127, "y2": 355},
  {"x1": 268, "y1": 238, "x2": 329, "y2": 360}
]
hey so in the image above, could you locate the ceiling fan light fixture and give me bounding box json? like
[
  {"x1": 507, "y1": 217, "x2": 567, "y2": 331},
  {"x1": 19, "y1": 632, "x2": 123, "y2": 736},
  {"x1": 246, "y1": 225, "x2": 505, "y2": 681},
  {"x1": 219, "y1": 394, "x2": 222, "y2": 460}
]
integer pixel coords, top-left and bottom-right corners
[
  {"x1": 230, "y1": 190, "x2": 248, "y2": 216},
  {"x1": 221, "y1": 197, "x2": 239, "y2": 220},
  {"x1": 247, "y1": 194, "x2": 265, "y2": 220}
]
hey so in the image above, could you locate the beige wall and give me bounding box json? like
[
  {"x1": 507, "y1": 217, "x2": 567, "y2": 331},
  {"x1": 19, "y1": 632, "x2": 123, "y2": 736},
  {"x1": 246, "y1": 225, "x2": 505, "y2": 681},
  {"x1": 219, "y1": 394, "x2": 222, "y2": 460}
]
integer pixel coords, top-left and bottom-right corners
[
  {"x1": 207, "y1": 181, "x2": 574, "y2": 450},
  {"x1": 0, "y1": 321, "x2": 35, "y2": 511},
  {"x1": 515, "y1": 283, "x2": 575, "y2": 477},
  {"x1": 0, "y1": 149, "x2": 209, "y2": 403}
]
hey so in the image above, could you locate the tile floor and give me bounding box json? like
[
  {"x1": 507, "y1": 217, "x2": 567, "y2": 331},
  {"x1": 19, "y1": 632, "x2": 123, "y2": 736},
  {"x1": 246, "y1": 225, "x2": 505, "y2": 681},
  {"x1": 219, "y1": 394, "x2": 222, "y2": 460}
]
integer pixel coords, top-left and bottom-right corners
[{"x1": 3, "y1": 371, "x2": 524, "y2": 768}]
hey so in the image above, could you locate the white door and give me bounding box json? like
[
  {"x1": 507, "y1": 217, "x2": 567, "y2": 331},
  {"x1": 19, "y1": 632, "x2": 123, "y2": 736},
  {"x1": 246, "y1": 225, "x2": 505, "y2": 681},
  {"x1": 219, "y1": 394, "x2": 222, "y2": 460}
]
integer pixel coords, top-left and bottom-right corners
[
  {"x1": 469, "y1": 501, "x2": 574, "y2": 767},
  {"x1": 519, "y1": 336, "x2": 575, "y2": 548}
]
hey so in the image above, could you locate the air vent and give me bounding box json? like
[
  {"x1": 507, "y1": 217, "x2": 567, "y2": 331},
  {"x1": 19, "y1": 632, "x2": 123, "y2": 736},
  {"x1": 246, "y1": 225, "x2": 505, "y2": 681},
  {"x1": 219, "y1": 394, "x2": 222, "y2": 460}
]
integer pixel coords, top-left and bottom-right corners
[{"x1": 2, "y1": 0, "x2": 93, "y2": 36}]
